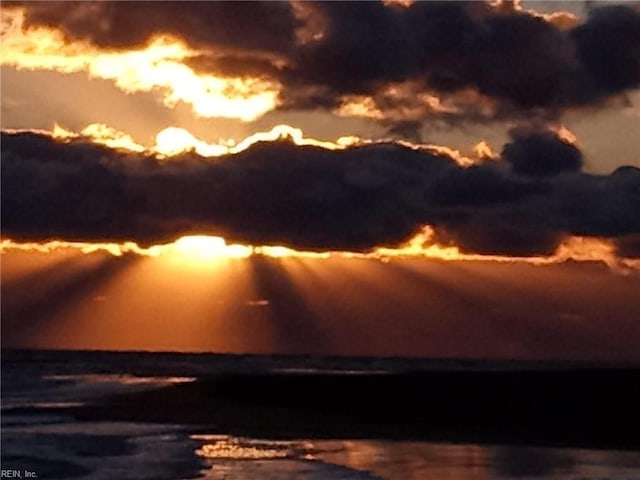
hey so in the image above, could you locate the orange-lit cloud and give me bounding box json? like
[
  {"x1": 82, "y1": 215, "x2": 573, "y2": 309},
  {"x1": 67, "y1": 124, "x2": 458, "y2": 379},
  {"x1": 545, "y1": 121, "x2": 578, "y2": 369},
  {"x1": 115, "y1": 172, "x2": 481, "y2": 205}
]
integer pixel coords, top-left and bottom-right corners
[
  {"x1": 383, "y1": 0, "x2": 416, "y2": 8},
  {"x1": 4, "y1": 0, "x2": 639, "y2": 132},
  {"x1": 52, "y1": 123, "x2": 146, "y2": 152},
  {"x1": 1, "y1": 8, "x2": 280, "y2": 120},
  {"x1": 375, "y1": 227, "x2": 640, "y2": 274},
  {"x1": 2, "y1": 230, "x2": 638, "y2": 274},
  {"x1": 335, "y1": 95, "x2": 386, "y2": 121},
  {"x1": 334, "y1": 83, "x2": 471, "y2": 124},
  {"x1": 42, "y1": 122, "x2": 364, "y2": 158},
  {"x1": 472, "y1": 140, "x2": 499, "y2": 161},
  {"x1": 0, "y1": 237, "x2": 248, "y2": 260},
  {"x1": 551, "y1": 124, "x2": 579, "y2": 147},
  {"x1": 43, "y1": 122, "x2": 484, "y2": 166},
  {"x1": 550, "y1": 235, "x2": 640, "y2": 273},
  {"x1": 490, "y1": 0, "x2": 580, "y2": 29},
  {"x1": 216, "y1": 124, "x2": 361, "y2": 155},
  {"x1": 0, "y1": 238, "x2": 160, "y2": 257}
]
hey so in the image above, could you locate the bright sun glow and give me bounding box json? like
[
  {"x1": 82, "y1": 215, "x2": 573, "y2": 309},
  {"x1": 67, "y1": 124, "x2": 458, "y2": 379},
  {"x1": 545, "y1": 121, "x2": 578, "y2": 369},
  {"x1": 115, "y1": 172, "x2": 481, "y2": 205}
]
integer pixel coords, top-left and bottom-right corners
[
  {"x1": 168, "y1": 236, "x2": 252, "y2": 260},
  {"x1": 153, "y1": 124, "x2": 363, "y2": 157},
  {"x1": 45, "y1": 122, "x2": 365, "y2": 159},
  {"x1": 44, "y1": 121, "x2": 485, "y2": 166},
  {"x1": 154, "y1": 127, "x2": 227, "y2": 157}
]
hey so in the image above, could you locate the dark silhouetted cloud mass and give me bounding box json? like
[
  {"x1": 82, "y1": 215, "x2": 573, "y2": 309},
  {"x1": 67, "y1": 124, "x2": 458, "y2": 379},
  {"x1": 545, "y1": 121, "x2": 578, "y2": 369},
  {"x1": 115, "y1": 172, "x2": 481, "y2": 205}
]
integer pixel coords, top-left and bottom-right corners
[
  {"x1": 2, "y1": 128, "x2": 639, "y2": 256},
  {"x1": 502, "y1": 126, "x2": 583, "y2": 177}
]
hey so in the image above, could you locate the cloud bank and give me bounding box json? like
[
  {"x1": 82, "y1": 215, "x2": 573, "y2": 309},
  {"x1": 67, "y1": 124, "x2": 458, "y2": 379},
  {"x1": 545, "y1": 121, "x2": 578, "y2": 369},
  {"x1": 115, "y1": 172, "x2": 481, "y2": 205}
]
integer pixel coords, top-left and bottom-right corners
[
  {"x1": 2, "y1": 126, "x2": 639, "y2": 259},
  {"x1": 2, "y1": 1, "x2": 639, "y2": 127}
]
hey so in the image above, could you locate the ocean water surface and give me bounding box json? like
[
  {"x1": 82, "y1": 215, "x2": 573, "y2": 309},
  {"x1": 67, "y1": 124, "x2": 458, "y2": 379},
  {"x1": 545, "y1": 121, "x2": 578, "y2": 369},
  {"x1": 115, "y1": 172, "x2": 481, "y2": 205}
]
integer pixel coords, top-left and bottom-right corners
[{"x1": 2, "y1": 350, "x2": 639, "y2": 480}]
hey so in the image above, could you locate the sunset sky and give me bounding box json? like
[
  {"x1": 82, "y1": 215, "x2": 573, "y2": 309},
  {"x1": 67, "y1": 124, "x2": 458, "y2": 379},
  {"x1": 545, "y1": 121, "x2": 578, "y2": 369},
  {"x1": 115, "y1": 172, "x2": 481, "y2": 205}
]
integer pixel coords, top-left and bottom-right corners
[{"x1": 1, "y1": 1, "x2": 639, "y2": 358}]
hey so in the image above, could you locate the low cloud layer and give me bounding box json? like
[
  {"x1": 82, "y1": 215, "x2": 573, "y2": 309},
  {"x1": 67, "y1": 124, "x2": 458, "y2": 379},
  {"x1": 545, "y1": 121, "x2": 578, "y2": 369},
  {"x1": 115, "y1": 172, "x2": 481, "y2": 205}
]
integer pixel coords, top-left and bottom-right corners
[
  {"x1": 3, "y1": 1, "x2": 640, "y2": 127},
  {"x1": 2, "y1": 127, "x2": 639, "y2": 257}
]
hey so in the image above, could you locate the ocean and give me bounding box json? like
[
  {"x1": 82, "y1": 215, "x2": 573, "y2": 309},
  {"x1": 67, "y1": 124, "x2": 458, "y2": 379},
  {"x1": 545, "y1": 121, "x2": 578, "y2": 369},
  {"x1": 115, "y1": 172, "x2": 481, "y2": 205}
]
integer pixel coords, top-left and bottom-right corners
[{"x1": 1, "y1": 349, "x2": 639, "y2": 480}]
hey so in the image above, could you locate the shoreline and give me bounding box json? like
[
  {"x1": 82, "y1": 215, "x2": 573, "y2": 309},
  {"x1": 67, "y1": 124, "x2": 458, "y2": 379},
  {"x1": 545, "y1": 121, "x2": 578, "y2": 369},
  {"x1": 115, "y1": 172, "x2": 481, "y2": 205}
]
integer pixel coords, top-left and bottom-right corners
[{"x1": 61, "y1": 368, "x2": 640, "y2": 451}]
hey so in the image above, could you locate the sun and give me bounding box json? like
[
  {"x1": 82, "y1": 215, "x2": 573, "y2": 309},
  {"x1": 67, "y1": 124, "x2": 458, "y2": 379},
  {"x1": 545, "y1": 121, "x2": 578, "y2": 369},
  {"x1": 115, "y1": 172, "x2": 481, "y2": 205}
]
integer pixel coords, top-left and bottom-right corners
[
  {"x1": 173, "y1": 236, "x2": 228, "y2": 259},
  {"x1": 167, "y1": 236, "x2": 252, "y2": 261},
  {"x1": 171, "y1": 235, "x2": 238, "y2": 260},
  {"x1": 154, "y1": 127, "x2": 231, "y2": 157},
  {"x1": 154, "y1": 127, "x2": 199, "y2": 156}
]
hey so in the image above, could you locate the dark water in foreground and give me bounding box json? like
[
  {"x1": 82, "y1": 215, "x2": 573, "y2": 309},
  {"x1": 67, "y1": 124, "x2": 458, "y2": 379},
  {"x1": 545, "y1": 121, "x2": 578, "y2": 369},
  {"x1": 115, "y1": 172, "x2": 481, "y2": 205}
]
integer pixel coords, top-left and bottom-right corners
[{"x1": 2, "y1": 350, "x2": 639, "y2": 480}]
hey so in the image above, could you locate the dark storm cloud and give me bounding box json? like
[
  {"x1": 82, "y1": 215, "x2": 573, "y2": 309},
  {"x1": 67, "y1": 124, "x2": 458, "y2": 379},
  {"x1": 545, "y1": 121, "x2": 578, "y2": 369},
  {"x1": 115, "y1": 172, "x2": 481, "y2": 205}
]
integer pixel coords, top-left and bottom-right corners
[
  {"x1": 502, "y1": 126, "x2": 583, "y2": 177},
  {"x1": 7, "y1": 1, "x2": 640, "y2": 127},
  {"x1": 430, "y1": 219, "x2": 564, "y2": 257},
  {"x1": 279, "y1": 1, "x2": 640, "y2": 124},
  {"x1": 552, "y1": 166, "x2": 640, "y2": 237},
  {"x1": 8, "y1": 1, "x2": 299, "y2": 55},
  {"x1": 426, "y1": 164, "x2": 549, "y2": 207},
  {"x1": 0, "y1": 131, "x2": 432, "y2": 249},
  {"x1": 284, "y1": 1, "x2": 573, "y2": 107},
  {"x1": 2, "y1": 128, "x2": 639, "y2": 256},
  {"x1": 571, "y1": 5, "x2": 640, "y2": 96},
  {"x1": 1, "y1": 132, "x2": 137, "y2": 240}
]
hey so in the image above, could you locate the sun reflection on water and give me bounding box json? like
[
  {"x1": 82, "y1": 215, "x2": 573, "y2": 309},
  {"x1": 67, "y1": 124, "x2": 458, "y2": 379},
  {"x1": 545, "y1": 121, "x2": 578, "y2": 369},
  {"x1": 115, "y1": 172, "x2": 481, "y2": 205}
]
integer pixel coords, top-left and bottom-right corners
[
  {"x1": 191, "y1": 436, "x2": 640, "y2": 480},
  {"x1": 193, "y1": 435, "x2": 313, "y2": 461}
]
